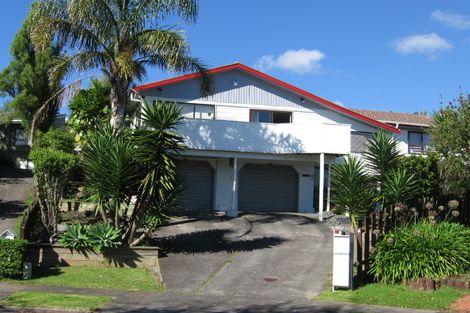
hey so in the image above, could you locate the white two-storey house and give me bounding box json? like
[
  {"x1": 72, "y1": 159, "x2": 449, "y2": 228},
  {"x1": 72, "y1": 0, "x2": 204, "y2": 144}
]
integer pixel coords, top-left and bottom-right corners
[{"x1": 133, "y1": 63, "x2": 400, "y2": 219}]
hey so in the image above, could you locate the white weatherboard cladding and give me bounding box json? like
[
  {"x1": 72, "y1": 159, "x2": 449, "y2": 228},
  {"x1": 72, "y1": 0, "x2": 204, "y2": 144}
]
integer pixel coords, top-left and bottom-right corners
[
  {"x1": 139, "y1": 69, "x2": 378, "y2": 132},
  {"x1": 216, "y1": 106, "x2": 250, "y2": 122},
  {"x1": 141, "y1": 69, "x2": 324, "y2": 110}
]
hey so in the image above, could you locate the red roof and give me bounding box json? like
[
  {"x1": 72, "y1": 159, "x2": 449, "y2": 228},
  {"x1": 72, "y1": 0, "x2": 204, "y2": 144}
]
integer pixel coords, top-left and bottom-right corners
[{"x1": 135, "y1": 63, "x2": 400, "y2": 133}]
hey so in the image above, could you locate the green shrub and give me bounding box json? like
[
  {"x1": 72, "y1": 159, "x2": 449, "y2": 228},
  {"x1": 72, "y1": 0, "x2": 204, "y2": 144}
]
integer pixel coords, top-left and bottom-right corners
[
  {"x1": 370, "y1": 222, "x2": 470, "y2": 283},
  {"x1": 88, "y1": 223, "x2": 121, "y2": 250},
  {"x1": 0, "y1": 239, "x2": 28, "y2": 278},
  {"x1": 399, "y1": 154, "x2": 439, "y2": 198},
  {"x1": 30, "y1": 148, "x2": 78, "y2": 237},
  {"x1": 34, "y1": 129, "x2": 75, "y2": 153},
  {"x1": 58, "y1": 224, "x2": 92, "y2": 250}
]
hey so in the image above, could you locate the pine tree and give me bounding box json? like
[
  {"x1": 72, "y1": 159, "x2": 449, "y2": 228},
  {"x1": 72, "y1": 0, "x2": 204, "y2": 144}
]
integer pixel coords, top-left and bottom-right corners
[{"x1": 0, "y1": 8, "x2": 62, "y2": 132}]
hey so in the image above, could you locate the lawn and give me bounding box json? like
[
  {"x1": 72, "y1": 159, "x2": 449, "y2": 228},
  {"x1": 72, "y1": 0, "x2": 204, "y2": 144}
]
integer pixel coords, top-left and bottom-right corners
[
  {"x1": 316, "y1": 283, "x2": 468, "y2": 310},
  {"x1": 1, "y1": 266, "x2": 163, "y2": 291},
  {"x1": 1, "y1": 291, "x2": 112, "y2": 311}
]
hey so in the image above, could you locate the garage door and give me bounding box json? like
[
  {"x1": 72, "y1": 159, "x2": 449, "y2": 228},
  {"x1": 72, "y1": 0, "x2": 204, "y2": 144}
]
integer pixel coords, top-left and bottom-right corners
[
  {"x1": 239, "y1": 164, "x2": 298, "y2": 212},
  {"x1": 177, "y1": 160, "x2": 214, "y2": 210}
]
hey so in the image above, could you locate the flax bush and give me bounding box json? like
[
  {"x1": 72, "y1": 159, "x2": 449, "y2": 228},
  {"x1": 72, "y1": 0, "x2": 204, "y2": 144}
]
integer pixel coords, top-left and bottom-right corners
[{"x1": 369, "y1": 222, "x2": 470, "y2": 283}]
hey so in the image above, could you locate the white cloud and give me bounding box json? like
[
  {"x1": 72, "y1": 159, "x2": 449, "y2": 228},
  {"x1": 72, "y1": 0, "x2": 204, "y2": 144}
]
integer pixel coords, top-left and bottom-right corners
[
  {"x1": 392, "y1": 33, "x2": 453, "y2": 57},
  {"x1": 431, "y1": 10, "x2": 470, "y2": 30},
  {"x1": 255, "y1": 49, "x2": 325, "y2": 74},
  {"x1": 333, "y1": 100, "x2": 345, "y2": 107}
]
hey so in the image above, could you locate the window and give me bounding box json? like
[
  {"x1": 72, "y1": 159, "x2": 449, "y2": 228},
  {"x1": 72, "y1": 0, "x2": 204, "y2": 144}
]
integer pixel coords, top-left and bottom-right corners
[
  {"x1": 408, "y1": 131, "x2": 424, "y2": 154},
  {"x1": 177, "y1": 103, "x2": 215, "y2": 119},
  {"x1": 14, "y1": 128, "x2": 27, "y2": 146},
  {"x1": 250, "y1": 110, "x2": 292, "y2": 123}
]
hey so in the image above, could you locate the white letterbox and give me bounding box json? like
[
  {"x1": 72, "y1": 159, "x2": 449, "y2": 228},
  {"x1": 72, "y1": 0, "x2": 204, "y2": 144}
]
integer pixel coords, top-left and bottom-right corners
[{"x1": 332, "y1": 230, "x2": 353, "y2": 290}]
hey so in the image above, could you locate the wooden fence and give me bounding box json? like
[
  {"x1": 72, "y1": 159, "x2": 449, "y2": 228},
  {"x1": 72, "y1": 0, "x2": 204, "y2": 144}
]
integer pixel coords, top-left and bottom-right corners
[{"x1": 354, "y1": 206, "x2": 396, "y2": 284}]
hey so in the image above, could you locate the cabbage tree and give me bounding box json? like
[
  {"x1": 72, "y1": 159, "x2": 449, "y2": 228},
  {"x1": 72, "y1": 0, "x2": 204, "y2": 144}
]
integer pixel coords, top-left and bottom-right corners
[
  {"x1": 82, "y1": 101, "x2": 184, "y2": 245},
  {"x1": 331, "y1": 155, "x2": 377, "y2": 228}
]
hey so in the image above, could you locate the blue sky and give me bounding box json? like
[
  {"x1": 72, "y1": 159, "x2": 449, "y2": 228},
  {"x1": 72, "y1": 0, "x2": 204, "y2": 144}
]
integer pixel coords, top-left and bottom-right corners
[{"x1": 1, "y1": 1, "x2": 469, "y2": 114}]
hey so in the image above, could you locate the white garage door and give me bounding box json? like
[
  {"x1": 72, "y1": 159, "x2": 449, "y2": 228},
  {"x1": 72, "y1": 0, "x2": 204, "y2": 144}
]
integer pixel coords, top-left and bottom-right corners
[
  {"x1": 177, "y1": 160, "x2": 214, "y2": 211},
  {"x1": 239, "y1": 164, "x2": 298, "y2": 212}
]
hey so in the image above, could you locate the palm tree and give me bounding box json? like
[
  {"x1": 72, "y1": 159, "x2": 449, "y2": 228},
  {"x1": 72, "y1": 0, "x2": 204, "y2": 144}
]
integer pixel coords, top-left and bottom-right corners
[{"x1": 30, "y1": 0, "x2": 211, "y2": 130}]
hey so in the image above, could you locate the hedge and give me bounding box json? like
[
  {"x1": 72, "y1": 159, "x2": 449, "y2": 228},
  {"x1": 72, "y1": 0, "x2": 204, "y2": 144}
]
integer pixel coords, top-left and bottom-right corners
[{"x1": 0, "y1": 239, "x2": 28, "y2": 278}]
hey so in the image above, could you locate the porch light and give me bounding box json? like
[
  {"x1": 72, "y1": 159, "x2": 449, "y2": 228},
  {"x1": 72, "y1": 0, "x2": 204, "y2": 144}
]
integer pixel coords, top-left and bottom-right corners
[{"x1": 233, "y1": 80, "x2": 238, "y2": 86}]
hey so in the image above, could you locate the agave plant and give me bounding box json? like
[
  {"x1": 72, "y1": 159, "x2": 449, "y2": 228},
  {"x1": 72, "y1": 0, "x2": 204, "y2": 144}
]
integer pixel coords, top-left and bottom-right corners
[
  {"x1": 88, "y1": 223, "x2": 122, "y2": 251},
  {"x1": 58, "y1": 224, "x2": 92, "y2": 250}
]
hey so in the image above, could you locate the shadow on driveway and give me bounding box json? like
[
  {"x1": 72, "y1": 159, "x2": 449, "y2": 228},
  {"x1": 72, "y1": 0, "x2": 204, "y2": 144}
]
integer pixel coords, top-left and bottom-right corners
[{"x1": 153, "y1": 228, "x2": 285, "y2": 255}]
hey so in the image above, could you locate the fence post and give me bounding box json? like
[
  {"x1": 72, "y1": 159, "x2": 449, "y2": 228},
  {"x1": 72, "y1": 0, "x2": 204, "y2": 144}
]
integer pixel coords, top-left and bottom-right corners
[
  {"x1": 356, "y1": 219, "x2": 364, "y2": 285},
  {"x1": 364, "y1": 216, "x2": 371, "y2": 277},
  {"x1": 378, "y1": 212, "x2": 384, "y2": 234},
  {"x1": 371, "y1": 213, "x2": 377, "y2": 248}
]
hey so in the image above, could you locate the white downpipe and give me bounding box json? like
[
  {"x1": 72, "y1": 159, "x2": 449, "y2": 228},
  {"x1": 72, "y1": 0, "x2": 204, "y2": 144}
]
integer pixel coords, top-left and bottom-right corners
[
  {"x1": 327, "y1": 162, "x2": 331, "y2": 212},
  {"x1": 319, "y1": 153, "x2": 325, "y2": 222}
]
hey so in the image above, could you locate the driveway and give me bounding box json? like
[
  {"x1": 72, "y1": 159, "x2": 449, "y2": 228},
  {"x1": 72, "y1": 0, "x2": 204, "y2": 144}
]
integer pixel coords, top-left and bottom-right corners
[
  {"x1": 153, "y1": 212, "x2": 332, "y2": 300},
  {"x1": 0, "y1": 168, "x2": 33, "y2": 236}
]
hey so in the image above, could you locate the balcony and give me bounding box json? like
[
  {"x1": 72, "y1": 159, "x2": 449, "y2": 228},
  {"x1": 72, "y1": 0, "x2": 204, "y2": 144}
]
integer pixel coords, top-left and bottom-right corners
[{"x1": 176, "y1": 119, "x2": 351, "y2": 155}]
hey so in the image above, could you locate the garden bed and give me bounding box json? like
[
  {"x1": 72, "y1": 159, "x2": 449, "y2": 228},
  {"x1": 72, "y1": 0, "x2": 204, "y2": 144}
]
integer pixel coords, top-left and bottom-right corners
[{"x1": 26, "y1": 243, "x2": 162, "y2": 282}]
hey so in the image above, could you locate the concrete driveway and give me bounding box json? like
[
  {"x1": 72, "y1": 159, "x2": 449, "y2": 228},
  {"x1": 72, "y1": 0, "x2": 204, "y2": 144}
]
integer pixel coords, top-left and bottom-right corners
[
  {"x1": 0, "y1": 168, "x2": 32, "y2": 236},
  {"x1": 153, "y1": 212, "x2": 332, "y2": 300}
]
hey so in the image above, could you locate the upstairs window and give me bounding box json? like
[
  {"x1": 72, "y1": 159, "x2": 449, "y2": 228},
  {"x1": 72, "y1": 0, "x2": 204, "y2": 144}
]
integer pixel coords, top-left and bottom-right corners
[
  {"x1": 177, "y1": 103, "x2": 215, "y2": 119},
  {"x1": 250, "y1": 110, "x2": 292, "y2": 123},
  {"x1": 408, "y1": 131, "x2": 425, "y2": 154}
]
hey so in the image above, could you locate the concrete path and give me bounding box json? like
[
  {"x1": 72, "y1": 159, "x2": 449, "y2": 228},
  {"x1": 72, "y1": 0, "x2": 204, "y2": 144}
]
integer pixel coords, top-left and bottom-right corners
[
  {"x1": 153, "y1": 213, "x2": 332, "y2": 300},
  {"x1": 0, "y1": 283, "x2": 441, "y2": 313},
  {"x1": 0, "y1": 168, "x2": 33, "y2": 236}
]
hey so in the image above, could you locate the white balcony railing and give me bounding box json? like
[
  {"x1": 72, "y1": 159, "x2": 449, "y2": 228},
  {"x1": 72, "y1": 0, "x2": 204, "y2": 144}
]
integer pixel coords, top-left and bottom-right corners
[{"x1": 176, "y1": 119, "x2": 351, "y2": 155}]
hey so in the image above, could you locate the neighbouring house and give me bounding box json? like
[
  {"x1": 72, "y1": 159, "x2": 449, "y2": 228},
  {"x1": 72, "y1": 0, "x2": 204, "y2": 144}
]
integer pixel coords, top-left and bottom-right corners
[
  {"x1": 350, "y1": 109, "x2": 433, "y2": 155},
  {"x1": 0, "y1": 114, "x2": 66, "y2": 169},
  {"x1": 132, "y1": 63, "x2": 402, "y2": 219}
]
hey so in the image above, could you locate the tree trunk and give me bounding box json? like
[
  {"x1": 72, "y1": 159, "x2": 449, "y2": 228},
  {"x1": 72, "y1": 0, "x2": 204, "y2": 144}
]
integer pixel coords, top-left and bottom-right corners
[{"x1": 110, "y1": 78, "x2": 128, "y2": 130}]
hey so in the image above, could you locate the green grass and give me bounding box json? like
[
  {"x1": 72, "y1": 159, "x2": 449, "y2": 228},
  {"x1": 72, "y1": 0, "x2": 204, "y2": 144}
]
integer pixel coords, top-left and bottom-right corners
[
  {"x1": 316, "y1": 283, "x2": 468, "y2": 310},
  {"x1": 1, "y1": 291, "x2": 112, "y2": 311},
  {"x1": 1, "y1": 266, "x2": 163, "y2": 291}
]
